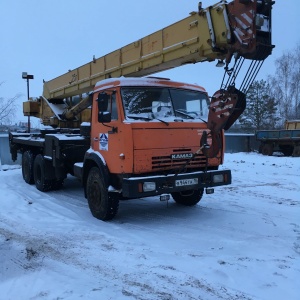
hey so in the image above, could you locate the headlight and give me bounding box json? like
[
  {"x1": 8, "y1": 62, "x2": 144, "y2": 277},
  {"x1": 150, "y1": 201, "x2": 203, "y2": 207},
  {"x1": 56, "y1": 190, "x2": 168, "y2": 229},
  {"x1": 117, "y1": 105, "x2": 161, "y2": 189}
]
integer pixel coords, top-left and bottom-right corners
[
  {"x1": 213, "y1": 174, "x2": 224, "y2": 183},
  {"x1": 143, "y1": 182, "x2": 156, "y2": 192}
]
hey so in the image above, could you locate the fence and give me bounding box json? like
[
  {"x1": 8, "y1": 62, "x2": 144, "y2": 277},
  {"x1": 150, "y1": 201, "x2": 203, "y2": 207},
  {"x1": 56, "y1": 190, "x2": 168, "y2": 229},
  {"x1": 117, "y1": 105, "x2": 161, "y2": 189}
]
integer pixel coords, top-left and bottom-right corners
[
  {"x1": 0, "y1": 133, "x2": 21, "y2": 166},
  {"x1": 224, "y1": 133, "x2": 259, "y2": 153},
  {"x1": 0, "y1": 133, "x2": 259, "y2": 166}
]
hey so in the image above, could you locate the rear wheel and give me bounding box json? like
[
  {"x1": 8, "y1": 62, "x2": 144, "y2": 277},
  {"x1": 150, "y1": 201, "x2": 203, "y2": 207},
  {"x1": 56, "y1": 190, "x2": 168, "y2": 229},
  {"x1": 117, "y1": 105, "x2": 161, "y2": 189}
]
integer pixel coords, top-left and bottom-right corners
[
  {"x1": 292, "y1": 145, "x2": 300, "y2": 157},
  {"x1": 261, "y1": 143, "x2": 273, "y2": 156},
  {"x1": 280, "y1": 145, "x2": 293, "y2": 156},
  {"x1": 86, "y1": 167, "x2": 119, "y2": 221},
  {"x1": 33, "y1": 154, "x2": 52, "y2": 192},
  {"x1": 171, "y1": 188, "x2": 204, "y2": 206},
  {"x1": 22, "y1": 150, "x2": 35, "y2": 184}
]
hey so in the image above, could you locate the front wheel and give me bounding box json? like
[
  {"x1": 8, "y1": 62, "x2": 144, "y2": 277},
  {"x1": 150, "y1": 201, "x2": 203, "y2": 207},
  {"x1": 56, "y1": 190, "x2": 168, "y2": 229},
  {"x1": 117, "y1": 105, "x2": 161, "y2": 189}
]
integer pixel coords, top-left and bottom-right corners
[
  {"x1": 171, "y1": 188, "x2": 204, "y2": 206},
  {"x1": 86, "y1": 167, "x2": 119, "y2": 221}
]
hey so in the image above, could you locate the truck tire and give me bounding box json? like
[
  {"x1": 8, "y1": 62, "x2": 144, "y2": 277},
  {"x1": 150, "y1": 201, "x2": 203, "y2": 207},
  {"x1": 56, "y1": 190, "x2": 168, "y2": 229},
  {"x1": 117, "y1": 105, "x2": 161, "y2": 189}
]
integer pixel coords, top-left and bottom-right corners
[
  {"x1": 261, "y1": 144, "x2": 273, "y2": 156},
  {"x1": 22, "y1": 151, "x2": 35, "y2": 184},
  {"x1": 171, "y1": 188, "x2": 204, "y2": 206},
  {"x1": 33, "y1": 154, "x2": 52, "y2": 192},
  {"x1": 86, "y1": 167, "x2": 119, "y2": 221},
  {"x1": 292, "y1": 145, "x2": 300, "y2": 157},
  {"x1": 279, "y1": 145, "x2": 293, "y2": 156}
]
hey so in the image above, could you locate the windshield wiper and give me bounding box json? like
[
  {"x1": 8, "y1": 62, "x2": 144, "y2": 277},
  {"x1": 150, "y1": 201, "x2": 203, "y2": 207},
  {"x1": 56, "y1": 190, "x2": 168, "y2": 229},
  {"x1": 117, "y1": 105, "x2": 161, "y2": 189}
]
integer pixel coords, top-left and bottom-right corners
[
  {"x1": 154, "y1": 118, "x2": 169, "y2": 126},
  {"x1": 174, "y1": 109, "x2": 195, "y2": 119},
  {"x1": 174, "y1": 110, "x2": 207, "y2": 124},
  {"x1": 151, "y1": 113, "x2": 169, "y2": 126}
]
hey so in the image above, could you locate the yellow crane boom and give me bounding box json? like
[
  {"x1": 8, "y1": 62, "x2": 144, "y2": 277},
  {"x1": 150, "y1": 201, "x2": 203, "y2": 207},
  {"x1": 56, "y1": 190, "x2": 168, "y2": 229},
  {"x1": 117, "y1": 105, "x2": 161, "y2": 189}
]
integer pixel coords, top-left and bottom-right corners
[
  {"x1": 42, "y1": 0, "x2": 273, "y2": 100},
  {"x1": 24, "y1": 0, "x2": 274, "y2": 128}
]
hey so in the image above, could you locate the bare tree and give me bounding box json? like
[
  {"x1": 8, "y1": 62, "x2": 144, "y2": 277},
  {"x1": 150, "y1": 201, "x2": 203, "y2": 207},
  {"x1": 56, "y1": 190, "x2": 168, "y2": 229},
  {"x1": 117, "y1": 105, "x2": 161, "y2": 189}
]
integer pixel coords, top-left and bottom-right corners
[
  {"x1": 0, "y1": 82, "x2": 22, "y2": 124},
  {"x1": 291, "y1": 44, "x2": 300, "y2": 118},
  {"x1": 268, "y1": 43, "x2": 300, "y2": 123},
  {"x1": 239, "y1": 79, "x2": 279, "y2": 131}
]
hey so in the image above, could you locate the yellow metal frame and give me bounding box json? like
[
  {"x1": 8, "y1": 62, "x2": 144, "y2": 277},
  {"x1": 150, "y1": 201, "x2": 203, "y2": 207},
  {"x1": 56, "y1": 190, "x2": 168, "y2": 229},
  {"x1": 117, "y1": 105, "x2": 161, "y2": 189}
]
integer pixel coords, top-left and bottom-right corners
[{"x1": 43, "y1": 2, "x2": 230, "y2": 100}]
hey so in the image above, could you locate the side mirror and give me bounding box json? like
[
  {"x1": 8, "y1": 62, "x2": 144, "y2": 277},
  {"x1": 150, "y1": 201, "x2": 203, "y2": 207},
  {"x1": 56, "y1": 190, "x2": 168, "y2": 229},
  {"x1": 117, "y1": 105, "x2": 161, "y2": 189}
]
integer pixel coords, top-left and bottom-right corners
[
  {"x1": 97, "y1": 92, "x2": 109, "y2": 111},
  {"x1": 97, "y1": 92, "x2": 111, "y2": 123},
  {"x1": 98, "y1": 111, "x2": 111, "y2": 123}
]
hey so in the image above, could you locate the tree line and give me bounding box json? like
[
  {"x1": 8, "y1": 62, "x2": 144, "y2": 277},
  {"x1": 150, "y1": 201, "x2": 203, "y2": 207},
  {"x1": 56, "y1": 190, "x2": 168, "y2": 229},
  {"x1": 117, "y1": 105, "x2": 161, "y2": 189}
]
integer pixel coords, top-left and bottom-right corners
[
  {"x1": 0, "y1": 82, "x2": 21, "y2": 125},
  {"x1": 238, "y1": 43, "x2": 300, "y2": 132}
]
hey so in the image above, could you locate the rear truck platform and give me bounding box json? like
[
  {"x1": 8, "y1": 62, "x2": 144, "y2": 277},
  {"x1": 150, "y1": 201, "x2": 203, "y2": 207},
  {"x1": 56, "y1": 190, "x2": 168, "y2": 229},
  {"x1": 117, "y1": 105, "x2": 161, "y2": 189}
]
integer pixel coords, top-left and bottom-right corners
[{"x1": 256, "y1": 120, "x2": 300, "y2": 156}]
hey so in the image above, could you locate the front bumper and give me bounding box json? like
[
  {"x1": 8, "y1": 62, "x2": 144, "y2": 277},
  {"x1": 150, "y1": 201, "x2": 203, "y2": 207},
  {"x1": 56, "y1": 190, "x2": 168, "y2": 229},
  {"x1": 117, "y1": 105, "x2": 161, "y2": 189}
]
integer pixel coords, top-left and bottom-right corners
[{"x1": 122, "y1": 169, "x2": 231, "y2": 198}]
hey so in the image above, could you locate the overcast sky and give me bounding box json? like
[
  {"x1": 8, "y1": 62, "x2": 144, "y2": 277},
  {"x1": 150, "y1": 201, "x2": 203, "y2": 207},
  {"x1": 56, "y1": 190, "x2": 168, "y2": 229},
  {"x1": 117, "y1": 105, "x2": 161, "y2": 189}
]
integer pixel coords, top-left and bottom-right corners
[{"x1": 1, "y1": 0, "x2": 300, "y2": 123}]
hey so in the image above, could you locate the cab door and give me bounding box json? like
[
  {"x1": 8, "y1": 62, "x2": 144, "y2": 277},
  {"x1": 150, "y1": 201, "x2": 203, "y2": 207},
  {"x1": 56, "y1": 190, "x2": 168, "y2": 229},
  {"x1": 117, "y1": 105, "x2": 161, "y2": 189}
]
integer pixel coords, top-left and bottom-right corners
[{"x1": 91, "y1": 90, "x2": 121, "y2": 171}]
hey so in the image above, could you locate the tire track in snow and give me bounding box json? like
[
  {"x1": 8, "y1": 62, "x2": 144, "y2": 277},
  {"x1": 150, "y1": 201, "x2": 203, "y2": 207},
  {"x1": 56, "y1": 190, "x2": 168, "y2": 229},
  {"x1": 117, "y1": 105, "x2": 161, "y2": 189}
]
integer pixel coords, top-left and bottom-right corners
[{"x1": 0, "y1": 220, "x2": 255, "y2": 300}]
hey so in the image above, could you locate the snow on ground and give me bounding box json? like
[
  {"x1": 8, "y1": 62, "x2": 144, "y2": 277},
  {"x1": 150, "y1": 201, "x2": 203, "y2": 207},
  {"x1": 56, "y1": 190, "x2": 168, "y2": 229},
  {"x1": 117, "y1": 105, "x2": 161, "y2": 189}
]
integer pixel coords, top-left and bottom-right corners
[{"x1": 0, "y1": 152, "x2": 299, "y2": 300}]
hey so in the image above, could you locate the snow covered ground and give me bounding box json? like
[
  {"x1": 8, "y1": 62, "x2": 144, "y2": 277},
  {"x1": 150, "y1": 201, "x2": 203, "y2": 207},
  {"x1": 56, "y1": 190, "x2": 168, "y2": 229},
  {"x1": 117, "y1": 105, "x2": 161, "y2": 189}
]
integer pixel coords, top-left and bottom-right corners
[{"x1": 0, "y1": 152, "x2": 299, "y2": 300}]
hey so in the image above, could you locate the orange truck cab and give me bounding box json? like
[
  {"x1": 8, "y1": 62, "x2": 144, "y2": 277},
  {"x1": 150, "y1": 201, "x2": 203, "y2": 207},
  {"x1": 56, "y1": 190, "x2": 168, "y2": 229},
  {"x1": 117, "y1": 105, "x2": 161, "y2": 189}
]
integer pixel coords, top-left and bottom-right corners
[
  {"x1": 78, "y1": 77, "x2": 231, "y2": 215},
  {"x1": 10, "y1": 76, "x2": 232, "y2": 221}
]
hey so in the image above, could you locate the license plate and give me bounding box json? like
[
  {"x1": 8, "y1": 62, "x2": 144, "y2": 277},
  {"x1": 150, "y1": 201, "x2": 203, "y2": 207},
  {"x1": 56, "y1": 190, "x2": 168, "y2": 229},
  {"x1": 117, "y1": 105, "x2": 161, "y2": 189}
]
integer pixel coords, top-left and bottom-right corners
[{"x1": 175, "y1": 178, "x2": 198, "y2": 187}]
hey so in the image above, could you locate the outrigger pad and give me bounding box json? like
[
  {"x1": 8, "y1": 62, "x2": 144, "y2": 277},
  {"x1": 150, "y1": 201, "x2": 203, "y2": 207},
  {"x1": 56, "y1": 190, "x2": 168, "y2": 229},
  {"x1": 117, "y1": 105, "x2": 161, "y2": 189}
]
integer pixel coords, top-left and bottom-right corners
[{"x1": 208, "y1": 87, "x2": 246, "y2": 133}]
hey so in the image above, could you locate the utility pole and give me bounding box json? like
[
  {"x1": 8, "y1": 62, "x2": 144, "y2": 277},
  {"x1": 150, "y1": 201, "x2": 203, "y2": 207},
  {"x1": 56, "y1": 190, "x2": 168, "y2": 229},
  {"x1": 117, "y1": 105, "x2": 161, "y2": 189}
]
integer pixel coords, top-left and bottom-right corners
[{"x1": 22, "y1": 72, "x2": 34, "y2": 133}]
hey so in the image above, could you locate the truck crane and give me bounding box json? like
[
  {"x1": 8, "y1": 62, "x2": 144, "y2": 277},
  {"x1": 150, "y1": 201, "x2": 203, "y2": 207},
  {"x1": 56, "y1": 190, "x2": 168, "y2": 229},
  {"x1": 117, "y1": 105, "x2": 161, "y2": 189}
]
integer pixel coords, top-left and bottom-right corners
[{"x1": 10, "y1": 0, "x2": 274, "y2": 220}]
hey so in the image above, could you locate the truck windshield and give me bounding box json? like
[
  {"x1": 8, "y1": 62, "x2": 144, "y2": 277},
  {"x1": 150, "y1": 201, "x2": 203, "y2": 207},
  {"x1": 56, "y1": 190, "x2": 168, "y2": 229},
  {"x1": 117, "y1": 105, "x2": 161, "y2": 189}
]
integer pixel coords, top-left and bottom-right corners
[{"x1": 121, "y1": 87, "x2": 209, "y2": 121}]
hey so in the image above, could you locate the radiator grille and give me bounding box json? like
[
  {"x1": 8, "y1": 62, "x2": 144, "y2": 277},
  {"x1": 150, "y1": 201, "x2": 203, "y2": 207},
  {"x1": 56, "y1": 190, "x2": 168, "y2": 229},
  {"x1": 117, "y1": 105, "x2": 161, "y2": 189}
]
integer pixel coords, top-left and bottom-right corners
[{"x1": 152, "y1": 152, "x2": 207, "y2": 170}]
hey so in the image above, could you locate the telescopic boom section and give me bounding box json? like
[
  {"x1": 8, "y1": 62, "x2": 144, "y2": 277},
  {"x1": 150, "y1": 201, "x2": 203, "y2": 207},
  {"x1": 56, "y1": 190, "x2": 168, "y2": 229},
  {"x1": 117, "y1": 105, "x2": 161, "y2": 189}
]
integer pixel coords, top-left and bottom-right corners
[{"x1": 43, "y1": 0, "x2": 274, "y2": 101}]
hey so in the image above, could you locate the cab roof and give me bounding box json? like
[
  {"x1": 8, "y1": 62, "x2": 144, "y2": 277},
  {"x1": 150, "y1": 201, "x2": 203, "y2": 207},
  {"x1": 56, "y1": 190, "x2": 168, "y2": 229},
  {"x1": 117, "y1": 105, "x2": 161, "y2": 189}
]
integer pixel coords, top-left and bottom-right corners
[{"x1": 94, "y1": 77, "x2": 207, "y2": 93}]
